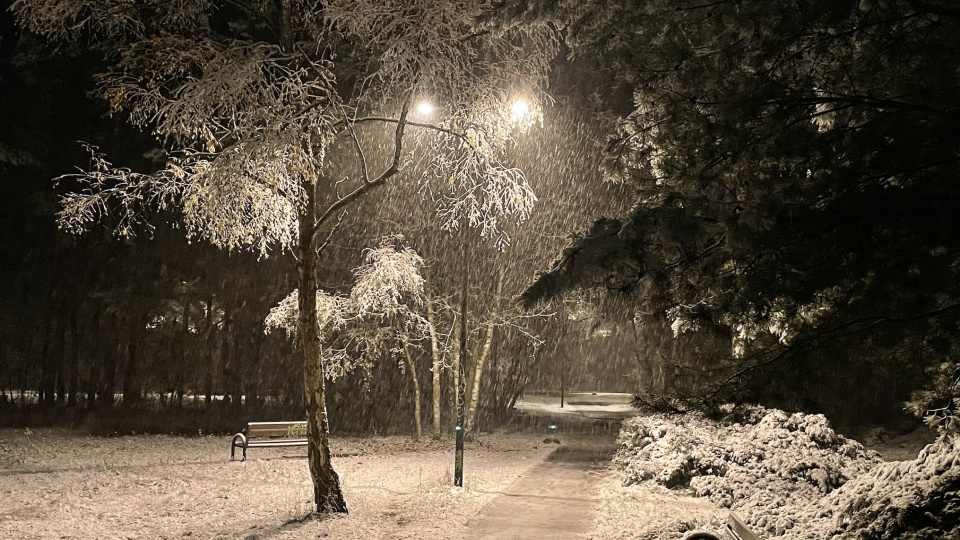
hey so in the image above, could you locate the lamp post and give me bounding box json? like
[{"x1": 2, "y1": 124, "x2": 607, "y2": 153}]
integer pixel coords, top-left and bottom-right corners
[
  {"x1": 560, "y1": 351, "x2": 565, "y2": 408},
  {"x1": 447, "y1": 96, "x2": 532, "y2": 488},
  {"x1": 454, "y1": 251, "x2": 467, "y2": 487}
]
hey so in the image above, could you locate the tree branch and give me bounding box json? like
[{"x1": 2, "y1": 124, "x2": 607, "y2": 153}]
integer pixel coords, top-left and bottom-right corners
[
  {"x1": 352, "y1": 116, "x2": 472, "y2": 147},
  {"x1": 310, "y1": 99, "x2": 411, "y2": 246},
  {"x1": 703, "y1": 300, "x2": 960, "y2": 401}
]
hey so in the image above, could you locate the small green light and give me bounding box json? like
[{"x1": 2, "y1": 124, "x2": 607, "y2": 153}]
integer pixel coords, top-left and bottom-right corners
[
  {"x1": 548, "y1": 424, "x2": 557, "y2": 430},
  {"x1": 455, "y1": 426, "x2": 462, "y2": 431}
]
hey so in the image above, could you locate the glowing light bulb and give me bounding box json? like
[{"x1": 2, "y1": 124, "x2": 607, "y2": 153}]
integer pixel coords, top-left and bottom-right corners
[
  {"x1": 510, "y1": 100, "x2": 530, "y2": 120},
  {"x1": 415, "y1": 101, "x2": 435, "y2": 117}
]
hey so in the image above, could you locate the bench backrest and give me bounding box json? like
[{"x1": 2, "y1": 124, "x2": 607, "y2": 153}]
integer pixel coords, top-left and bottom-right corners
[
  {"x1": 725, "y1": 512, "x2": 761, "y2": 540},
  {"x1": 247, "y1": 421, "x2": 308, "y2": 439}
]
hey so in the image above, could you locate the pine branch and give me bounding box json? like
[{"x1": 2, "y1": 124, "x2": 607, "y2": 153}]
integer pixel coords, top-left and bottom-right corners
[{"x1": 907, "y1": 0, "x2": 960, "y2": 20}]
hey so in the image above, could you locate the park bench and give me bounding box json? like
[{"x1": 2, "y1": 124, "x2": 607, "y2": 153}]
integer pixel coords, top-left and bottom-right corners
[
  {"x1": 723, "y1": 513, "x2": 761, "y2": 540},
  {"x1": 230, "y1": 421, "x2": 308, "y2": 462}
]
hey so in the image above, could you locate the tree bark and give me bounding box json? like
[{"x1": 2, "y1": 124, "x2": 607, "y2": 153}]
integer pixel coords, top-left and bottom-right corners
[
  {"x1": 121, "y1": 316, "x2": 143, "y2": 407},
  {"x1": 176, "y1": 299, "x2": 190, "y2": 408},
  {"x1": 55, "y1": 317, "x2": 68, "y2": 405},
  {"x1": 298, "y1": 177, "x2": 347, "y2": 514},
  {"x1": 425, "y1": 292, "x2": 442, "y2": 438},
  {"x1": 66, "y1": 314, "x2": 79, "y2": 407},
  {"x1": 465, "y1": 270, "x2": 504, "y2": 432},
  {"x1": 204, "y1": 296, "x2": 215, "y2": 405},
  {"x1": 38, "y1": 318, "x2": 56, "y2": 406},
  {"x1": 401, "y1": 336, "x2": 423, "y2": 439},
  {"x1": 450, "y1": 320, "x2": 460, "y2": 428}
]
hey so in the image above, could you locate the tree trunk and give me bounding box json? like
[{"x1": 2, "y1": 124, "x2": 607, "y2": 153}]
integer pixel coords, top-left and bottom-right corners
[
  {"x1": 66, "y1": 314, "x2": 79, "y2": 407},
  {"x1": 450, "y1": 320, "x2": 460, "y2": 428},
  {"x1": 38, "y1": 319, "x2": 56, "y2": 406},
  {"x1": 465, "y1": 319, "x2": 495, "y2": 432},
  {"x1": 465, "y1": 270, "x2": 504, "y2": 432},
  {"x1": 97, "y1": 314, "x2": 119, "y2": 409},
  {"x1": 401, "y1": 336, "x2": 423, "y2": 440},
  {"x1": 86, "y1": 358, "x2": 98, "y2": 409},
  {"x1": 122, "y1": 317, "x2": 142, "y2": 407},
  {"x1": 298, "y1": 176, "x2": 347, "y2": 514},
  {"x1": 54, "y1": 316, "x2": 68, "y2": 405},
  {"x1": 101, "y1": 338, "x2": 118, "y2": 409},
  {"x1": 246, "y1": 335, "x2": 262, "y2": 408},
  {"x1": 426, "y1": 294, "x2": 442, "y2": 438},
  {"x1": 174, "y1": 301, "x2": 189, "y2": 408},
  {"x1": 204, "y1": 296, "x2": 215, "y2": 405},
  {"x1": 221, "y1": 319, "x2": 243, "y2": 407}
]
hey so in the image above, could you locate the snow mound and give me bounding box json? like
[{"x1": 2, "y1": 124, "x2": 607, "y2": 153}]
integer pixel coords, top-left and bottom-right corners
[
  {"x1": 788, "y1": 436, "x2": 960, "y2": 540},
  {"x1": 614, "y1": 407, "x2": 880, "y2": 537}
]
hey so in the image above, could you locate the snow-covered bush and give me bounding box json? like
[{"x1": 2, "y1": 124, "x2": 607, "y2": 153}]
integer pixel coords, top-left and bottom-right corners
[
  {"x1": 614, "y1": 406, "x2": 880, "y2": 537},
  {"x1": 786, "y1": 436, "x2": 960, "y2": 540}
]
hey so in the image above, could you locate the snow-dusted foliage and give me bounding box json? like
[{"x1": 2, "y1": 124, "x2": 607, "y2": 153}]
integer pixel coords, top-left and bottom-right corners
[
  {"x1": 14, "y1": 0, "x2": 557, "y2": 255},
  {"x1": 617, "y1": 407, "x2": 960, "y2": 539},
  {"x1": 615, "y1": 407, "x2": 880, "y2": 537},
  {"x1": 792, "y1": 436, "x2": 960, "y2": 540},
  {"x1": 264, "y1": 290, "x2": 347, "y2": 340},
  {"x1": 908, "y1": 361, "x2": 960, "y2": 436},
  {"x1": 351, "y1": 236, "x2": 425, "y2": 318},
  {"x1": 266, "y1": 236, "x2": 427, "y2": 380}
]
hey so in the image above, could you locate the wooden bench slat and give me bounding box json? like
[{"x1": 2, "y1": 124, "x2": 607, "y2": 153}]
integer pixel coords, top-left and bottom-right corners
[
  {"x1": 247, "y1": 427, "x2": 306, "y2": 437},
  {"x1": 725, "y1": 512, "x2": 761, "y2": 540},
  {"x1": 246, "y1": 421, "x2": 308, "y2": 427},
  {"x1": 231, "y1": 421, "x2": 308, "y2": 461},
  {"x1": 247, "y1": 439, "x2": 308, "y2": 447}
]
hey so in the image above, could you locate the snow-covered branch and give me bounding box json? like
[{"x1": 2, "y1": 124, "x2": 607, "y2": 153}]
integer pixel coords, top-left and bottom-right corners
[{"x1": 266, "y1": 236, "x2": 431, "y2": 380}]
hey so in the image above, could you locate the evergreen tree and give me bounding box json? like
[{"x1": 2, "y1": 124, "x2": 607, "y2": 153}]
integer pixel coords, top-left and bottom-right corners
[{"x1": 521, "y1": 0, "x2": 960, "y2": 424}]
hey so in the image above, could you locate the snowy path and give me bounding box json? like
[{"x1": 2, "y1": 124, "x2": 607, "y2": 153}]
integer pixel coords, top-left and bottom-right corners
[{"x1": 465, "y1": 438, "x2": 615, "y2": 539}]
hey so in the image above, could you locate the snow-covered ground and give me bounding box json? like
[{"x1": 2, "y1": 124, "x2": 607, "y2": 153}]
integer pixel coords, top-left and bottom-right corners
[
  {"x1": 0, "y1": 423, "x2": 722, "y2": 540},
  {"x1": 0, "y1": 406, "x2": 937, "y2": 540},
  {"x1": 514, "y1": 392, "x2": 636, "y2": 420},
  {"x1": 0, "y1": 429, "x2": 561, "y2": 539}
]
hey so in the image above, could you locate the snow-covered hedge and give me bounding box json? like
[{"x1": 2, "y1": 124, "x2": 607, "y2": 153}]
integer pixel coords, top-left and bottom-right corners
[
  {"x1": 614, "y1": 406, "x2": 880, "y2": 536},
  {"x1": 615, "y1": 406, "x2": 960, "y2": 539},
  {"x1": 797, "y1": 436, "x2": 960, "y2": 540}
]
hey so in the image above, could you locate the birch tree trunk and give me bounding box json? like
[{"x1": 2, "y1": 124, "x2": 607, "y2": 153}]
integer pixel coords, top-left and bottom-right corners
[
  {"x1": 425, "y1": 290, "x2": 442, "y2": 438},
  {"x1": 204, "y1": 296, "x2": 215, "y2": 405},
  {"x1": 401, "y1": 336, "x2": 423, "y2": 440},
  {"x1": 298, "y1": 176, "x2": 348, "y2": 513},
  {"x1": 450, "y1": 321, "x2": 460, "y2": 428},
  {"x1": 465, "y1": 269, "x2": 504, "y2": 432}
]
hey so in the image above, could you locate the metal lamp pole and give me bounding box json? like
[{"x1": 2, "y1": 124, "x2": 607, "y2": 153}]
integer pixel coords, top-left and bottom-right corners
[{"x1": 454, "y1": 237, "x2": 468, "y2": 487}]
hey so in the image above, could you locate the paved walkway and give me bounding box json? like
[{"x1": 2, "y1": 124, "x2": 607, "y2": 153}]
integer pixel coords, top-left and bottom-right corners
[{"x1": 466, "y1": 439, "x2": 615, "y2": 539}]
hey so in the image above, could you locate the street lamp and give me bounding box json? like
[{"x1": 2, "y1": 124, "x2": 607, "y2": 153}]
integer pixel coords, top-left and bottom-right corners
[
  {"x1": 455, "y1": 252, "x2": 467, "y2": 487},
  {"x1": 415, "y1": 101, "x2": 435, "y2": 118},
  {"x1": 509, "y1": 99, "x2": 530, "y2": 120},
  {"x1": 451, "y1": 95, "x2": 536, "y2": 489}
]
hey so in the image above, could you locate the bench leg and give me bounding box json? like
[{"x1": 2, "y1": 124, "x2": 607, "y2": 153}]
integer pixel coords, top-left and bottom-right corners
[{"x1": 230, "y1": 433, "x2": 247, "y2": 461}]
